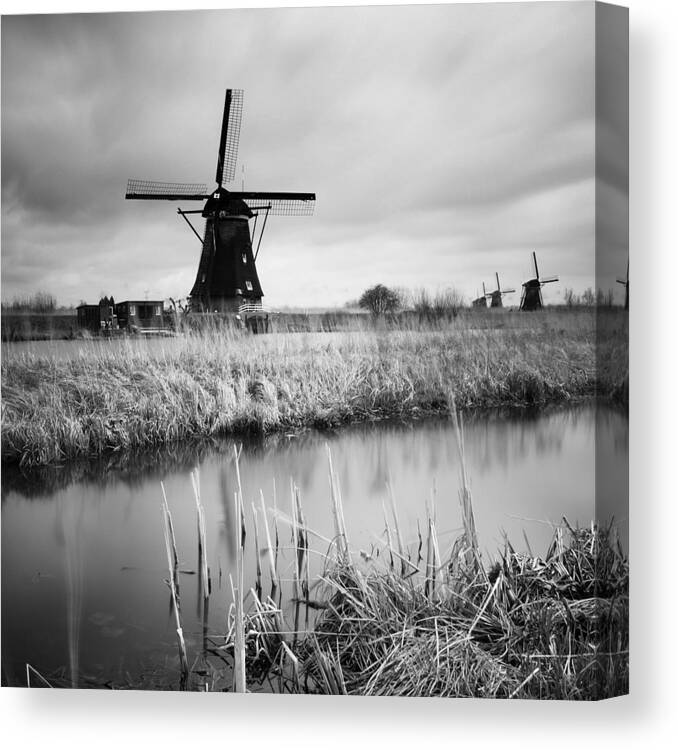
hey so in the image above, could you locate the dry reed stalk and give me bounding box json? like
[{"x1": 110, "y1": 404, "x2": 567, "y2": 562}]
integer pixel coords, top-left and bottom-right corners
[
  {"x1": 26, "y1": 664, "x2": 53, "y2": 688},
  {"x1": 160, "y1": 481, "x2": 179, "y2": 569},
  {"x1": 289, "y1": 480, "x2": 300, "y2": 602},
  {"x1": 232, "y1": 488, "x2": 246, "y2": 693},
  {"x1": 160, "y1": 491, "x2": 189, "y2": 685},
  {"x1": 508, "y1": 667, "x2": 540, "y2": 699},
  {"x1": 326, "y1": 445, "x2": 350, "y2": 563},
  {"x1": 191, "y1": 469, "x2": 210, "y2": 600},
  {"x1": 368, "y1": 532, "x2": 419, "y2": 578},
  {"x1": 382, "y1": 499, "x2": 395, "y2": 569},
  {"x1": 294, "y1": 485, "x2": 311, "y2": 629},
  {"x1": 449, "y1": 404, "x2": 483, "y2": 576},
  {"x1": 272, "y1": 477, "x2": 280, "y2": 571},
  {"x1": 424, "y1": 517, "x2": 432, "y2": 598},
  {"x1": 233, "y1": 444, "x2": 247, "y2": 547},
  {"x1": 386, "y1": 481, "x2": 406, "y2": 576},
  {"x1": 313, "y1": 642, "x2": 347, "y2": 695},
  {"x1": 251, "y1": 501, "x2": 263, "y2": 600},
  {"x1": 428, "y1": 517, "x2": 441, "y2": 599},
  {"x1": 281, "y1": 640, "x2": 300, "y2": 693},
  {"x1": 259, "y1": 489, "x2": 279, "y2": 594}
]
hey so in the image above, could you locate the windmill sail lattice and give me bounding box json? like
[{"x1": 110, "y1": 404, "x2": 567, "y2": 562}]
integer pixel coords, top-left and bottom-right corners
[
  {"x1": 126, "y1": 180, "x2": 208, "y2": 200},
  {"x1": 216, "y1": 88, "x2": 243, "y2": 186}
]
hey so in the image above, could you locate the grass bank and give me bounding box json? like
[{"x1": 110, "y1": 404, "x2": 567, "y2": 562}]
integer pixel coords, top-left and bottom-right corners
[{"x1": 1, "y1": 309, "x2": 627, "y2": 467}]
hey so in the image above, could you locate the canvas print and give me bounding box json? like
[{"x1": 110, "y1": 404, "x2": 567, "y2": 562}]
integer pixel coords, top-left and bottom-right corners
[{"x1": 0, "y1": 2, "x2": 629, "y2": 698}]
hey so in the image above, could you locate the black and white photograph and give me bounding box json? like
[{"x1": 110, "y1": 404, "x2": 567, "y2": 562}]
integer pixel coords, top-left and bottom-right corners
[{"x1": 1, "y1": 1, "x2": 628, "y2": 700}]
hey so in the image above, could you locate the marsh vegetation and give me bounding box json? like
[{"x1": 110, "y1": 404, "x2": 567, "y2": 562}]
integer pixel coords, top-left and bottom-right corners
[{"x1": 1, "y1": 308, "x2": 627, "y2": 468}]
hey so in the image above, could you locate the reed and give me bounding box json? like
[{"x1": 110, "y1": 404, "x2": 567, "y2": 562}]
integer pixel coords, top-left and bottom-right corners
[
  {"x1": 26, "y1": 663, "x2": 54, "y2": 688},
  {"x1": 160, "y1": 486, "x2": 189, "y2": 686},
  {"x1": 216, "y1": 440, "x2": 627, "y2": 700},
  {"x1": 251, "y1": 501, "x2": 263, "y2": 601},
  {"x1": 286, "y1": 520, "x2": 627, "y2": 699},
  {"x1": 259, "y1": 489, "x2": 279, "y2": 595},
  {"x1": 232, "y1": 447, "x2": 247, "y2": 693},
  {"x1": 326, "y1": 445, "x2": 350, "y2": 563},
  {"x1": 1, "y1": 308, "x2": 627, "y2": 467},
  {"x1": 191, "y1": 469, "x2": 210, "y2": 601}
]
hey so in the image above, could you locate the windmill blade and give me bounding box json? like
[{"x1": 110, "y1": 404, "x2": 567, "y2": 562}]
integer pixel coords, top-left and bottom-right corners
[
  {"x1": 216, "y1": 88, "x2": 244, "y2": 185},
  {"x1": 233, "y1": 191, "x2": 316, "y2": 216},
  {"x1": 540, "y1": 276, "x2": 558, "y2": 284},
  {"x1": 502, "y1": 288, "x2": 516, "y2": 294},
  {"x1": 532, "y1": 251, "x2": 540, "y2": 279},
  {"x1": 616, "y1": 277, "x2": 628, "y2": 285},
  {"x1": 126, "y1": 179, "x2": 209, "y2": 200},
  {"x1": 495, "y1": 272, "x2": 501, "y2": 292}
]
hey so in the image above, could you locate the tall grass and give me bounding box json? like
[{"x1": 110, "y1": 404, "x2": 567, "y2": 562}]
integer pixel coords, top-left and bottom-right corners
[{"x1": 1, "y1": 309, "x2": 627, "y2": 467}]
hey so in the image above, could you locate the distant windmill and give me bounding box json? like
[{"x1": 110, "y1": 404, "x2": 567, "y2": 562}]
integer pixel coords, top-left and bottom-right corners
[
  {"x1": 125, "y1": 88, "x2": 316, "y2": 313},
  {"x1": 489, "y1": 272, "x2": 515, "y2": 308},
  {"x1": 519, "y1": 252, "x2": 558, "y2": 311},
  {"x1": 617, "y1": 259, "x2": 629, "y2": 310},
  {"x1": 472, "y1": 282, "x2": 490, "y2": 308}
]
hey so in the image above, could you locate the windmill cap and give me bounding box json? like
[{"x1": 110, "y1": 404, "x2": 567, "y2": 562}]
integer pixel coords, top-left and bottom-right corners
[{"x1": 203, "y1": 189, "x2": 253, "y2": 218}]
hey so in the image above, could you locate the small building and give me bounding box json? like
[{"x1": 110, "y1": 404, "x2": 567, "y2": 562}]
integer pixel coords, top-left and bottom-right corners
[
  {"x1": 114, "y1": 301, "x2": 165, "y2": 333},
  {"x1": 76, "y1": 304, "x2": 102, "y2": 332},
  {"x1": 76, "y1": 299, "x2": 165, "y2": 334},
  {"x1": 76, "y1": 297, "x2": 119, "y2": 333}
]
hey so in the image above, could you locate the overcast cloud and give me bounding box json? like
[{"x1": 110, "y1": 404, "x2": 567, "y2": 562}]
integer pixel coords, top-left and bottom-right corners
[{"x1": 1, "y1": 2, "x2": 628, "y2": 308}]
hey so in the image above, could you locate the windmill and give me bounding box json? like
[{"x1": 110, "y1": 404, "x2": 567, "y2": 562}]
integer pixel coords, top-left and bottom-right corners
[
  {"x1": 489, "y1": 272, "x2": 515, "y2": 308},
  {"x1": 472, "y1": 282, "x2": 489, "y2": 308},
  {"x1": 125, "y1": 88, "x2": 315, "y2": 314},
  {"x1": 519, "y1": 252, "x2": 558, "y2": 311},
  {"x1": 617, "y1": 258, "x2": 629, "y2": 310}
]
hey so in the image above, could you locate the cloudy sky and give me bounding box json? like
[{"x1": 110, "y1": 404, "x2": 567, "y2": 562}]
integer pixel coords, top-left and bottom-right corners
[{"x1": 1, "y1": 2, "x2": 628, "y2": 308}]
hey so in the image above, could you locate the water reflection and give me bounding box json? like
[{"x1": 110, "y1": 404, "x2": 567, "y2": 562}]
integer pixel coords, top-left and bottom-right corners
[{"x1": 1, "y1": 404, "x2": 628, "y2": 688}]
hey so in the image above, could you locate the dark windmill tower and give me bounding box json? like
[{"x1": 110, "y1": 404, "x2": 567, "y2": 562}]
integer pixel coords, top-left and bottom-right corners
[
  {"x1": 519, "y1": 252, "x2": 558, "y2": 311},
  {"x1": 489, "y1": 272, "x2": 515, "y2": 308},
  {"x1": 125, "y1": 89, "x2": 315, "y2": 318},
  {"x1": 617, "y1": 259, "x2": 629, "y2": 310},
  {"x1": 472, "y1": 282, "x2": 490, "y2": 308}
]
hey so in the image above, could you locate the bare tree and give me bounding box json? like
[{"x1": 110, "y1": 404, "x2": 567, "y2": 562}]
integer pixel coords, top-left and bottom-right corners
[
  {"x1": 412, "y1": 287, "x2": 464, "y2": 317},
  {"x1": 582, "y1": 288, "x2": 596, "y2": 307},
  {"x1": 358, "y1": 284, "x2": 402, "y2": 315}
]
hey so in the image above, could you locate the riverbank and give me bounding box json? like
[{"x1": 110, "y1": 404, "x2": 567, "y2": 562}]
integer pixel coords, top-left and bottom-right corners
[{"x1": 1, "y1": 309, "x2": 627, "y2": 467}]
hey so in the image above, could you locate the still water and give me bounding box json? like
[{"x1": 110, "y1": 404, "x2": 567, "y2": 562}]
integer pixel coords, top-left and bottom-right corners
[{"x1": 1, "y1": 405, "x2": 628, "y2": 688}]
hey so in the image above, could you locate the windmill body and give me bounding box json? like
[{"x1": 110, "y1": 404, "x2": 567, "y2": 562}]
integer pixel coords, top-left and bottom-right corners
[
  {"x1": 472, "y1": 282, "x2": 489, "y2": 308},
  {"x1": 126, "y1": 89, "x2": 315, "y2": 315},
  {"x1": 190, "y1": 192, "x2": 263, "y2": 312},
  {"x1": 519, "y1": 252, "x2": 558, "y2": 311},
  {"x1": 489, "y1": 272, "x2": 515, "y2": 308}
]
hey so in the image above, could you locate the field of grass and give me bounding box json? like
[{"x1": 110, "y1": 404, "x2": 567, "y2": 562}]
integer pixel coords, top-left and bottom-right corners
[{"x1": 1, "y1": 308, "x2": 627, "y2": 468}]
